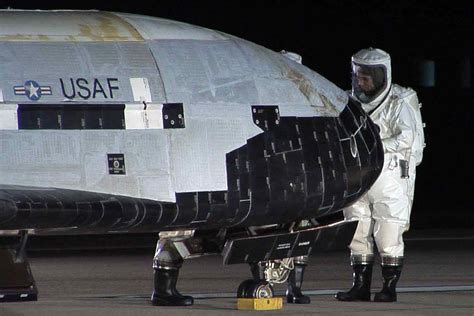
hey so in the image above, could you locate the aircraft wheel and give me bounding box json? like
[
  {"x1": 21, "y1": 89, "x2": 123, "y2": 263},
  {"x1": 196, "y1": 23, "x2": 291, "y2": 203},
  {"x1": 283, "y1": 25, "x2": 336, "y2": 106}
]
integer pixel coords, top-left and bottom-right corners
[{"x1": 237, "y1": 279, "x2": 274, "y2": 298}]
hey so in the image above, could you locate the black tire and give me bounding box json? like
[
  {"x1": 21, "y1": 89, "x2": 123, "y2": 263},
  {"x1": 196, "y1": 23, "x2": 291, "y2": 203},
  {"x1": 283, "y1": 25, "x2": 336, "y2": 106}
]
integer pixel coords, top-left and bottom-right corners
[
  {"x1": 237, "y1": 279, "x2": 274, "y2": 298},
  {"x1": 237, "y1": 279, "x2": 255, "y2": 298}
]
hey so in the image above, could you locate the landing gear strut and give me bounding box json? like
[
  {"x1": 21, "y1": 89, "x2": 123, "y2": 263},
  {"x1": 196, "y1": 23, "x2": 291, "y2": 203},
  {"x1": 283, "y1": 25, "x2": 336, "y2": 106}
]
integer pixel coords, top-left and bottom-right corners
[{"x1": 0, "y1": 230, "x2": 38, "y2": 302}]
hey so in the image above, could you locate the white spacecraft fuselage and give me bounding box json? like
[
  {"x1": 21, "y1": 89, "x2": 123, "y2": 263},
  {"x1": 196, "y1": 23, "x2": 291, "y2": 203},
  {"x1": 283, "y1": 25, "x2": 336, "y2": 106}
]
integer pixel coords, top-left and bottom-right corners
[
  {"x1": 0, "y1": 10, "x2": 383, "y2": 232},
  {"x1": 0, "y1": 10, "x2": 386, "y2": 303},
  {"x1": 0, "y1": 10, "x2": 346, "y2": 201}
]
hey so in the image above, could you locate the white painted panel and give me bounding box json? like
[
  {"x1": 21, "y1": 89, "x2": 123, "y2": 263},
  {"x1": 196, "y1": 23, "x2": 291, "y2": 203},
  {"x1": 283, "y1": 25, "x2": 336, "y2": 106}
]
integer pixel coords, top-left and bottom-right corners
[
  {"x1": 0, "y1": 104, "x2": 18, "y2": 130},
  {"x1": 130, "y1": 77, "x2": 152, "y2": 102},
  {"x1": 170, "y1": 110, "x2": 257, "y2": 193},
  {"x1": 124, "y1": 103, "x2": 163, "y2": 129},
  {"x1": 138, "y1": 176, "x2": 174, "y2": 202}
]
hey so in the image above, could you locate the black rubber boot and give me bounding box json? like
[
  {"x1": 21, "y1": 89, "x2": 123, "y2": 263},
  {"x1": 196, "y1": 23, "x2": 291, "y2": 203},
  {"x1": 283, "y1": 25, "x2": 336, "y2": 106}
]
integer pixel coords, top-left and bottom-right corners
[
  {"x1": 151, "y1": 268, "x2": 194, "y2": 306},
  {"x1": 373, "y1": 265, "x2": 402, "y2": 302},
  {"x1": 335, "y1": 264, "x2": 373, "y2": 301},
  {"x1": 286, "y1": 264, "x2": 311, "y2": 304}
]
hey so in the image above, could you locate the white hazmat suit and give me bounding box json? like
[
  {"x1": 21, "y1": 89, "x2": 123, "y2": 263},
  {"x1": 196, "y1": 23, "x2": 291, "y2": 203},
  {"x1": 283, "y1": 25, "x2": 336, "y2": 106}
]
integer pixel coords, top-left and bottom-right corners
[{"x1": 336, "y1": 48, "x2": 425, "y2": 302}]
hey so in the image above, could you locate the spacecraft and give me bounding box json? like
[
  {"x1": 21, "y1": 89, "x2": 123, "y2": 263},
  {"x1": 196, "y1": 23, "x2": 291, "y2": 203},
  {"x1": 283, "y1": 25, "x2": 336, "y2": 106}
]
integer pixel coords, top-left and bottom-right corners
[{"x1": 0, "y1": 10, "x2": 383, "y2": 302}]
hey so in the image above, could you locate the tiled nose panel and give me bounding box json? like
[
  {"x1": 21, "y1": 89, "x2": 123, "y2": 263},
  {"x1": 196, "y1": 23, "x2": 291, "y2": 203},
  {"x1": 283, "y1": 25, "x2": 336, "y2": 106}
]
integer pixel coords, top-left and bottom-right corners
[{"x1": 225, "y1": 100, "x2": 383, "y2": 227}]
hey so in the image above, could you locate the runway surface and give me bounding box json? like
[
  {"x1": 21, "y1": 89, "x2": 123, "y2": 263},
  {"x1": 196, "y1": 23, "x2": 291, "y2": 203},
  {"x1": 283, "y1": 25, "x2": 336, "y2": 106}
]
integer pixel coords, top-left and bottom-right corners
[{"x1": 0, "y1": 228, "x2": 473, "y2": 315}]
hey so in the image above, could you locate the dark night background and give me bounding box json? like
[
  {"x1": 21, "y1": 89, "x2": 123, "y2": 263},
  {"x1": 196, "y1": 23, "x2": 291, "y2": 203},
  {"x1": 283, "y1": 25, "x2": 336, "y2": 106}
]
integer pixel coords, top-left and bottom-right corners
[{"x1": 1, "y1": 0, "x2": 473, "y2": 230}]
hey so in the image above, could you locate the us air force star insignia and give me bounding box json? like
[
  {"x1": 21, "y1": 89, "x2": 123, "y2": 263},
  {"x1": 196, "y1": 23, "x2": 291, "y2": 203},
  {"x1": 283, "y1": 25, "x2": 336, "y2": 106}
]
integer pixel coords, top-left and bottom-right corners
[
  {"x1": 26, "y1": 81, "x2": 39, "y2": 99},
  {"x1": 13, "y1": 80, "x2": 52, "y2": 101}
]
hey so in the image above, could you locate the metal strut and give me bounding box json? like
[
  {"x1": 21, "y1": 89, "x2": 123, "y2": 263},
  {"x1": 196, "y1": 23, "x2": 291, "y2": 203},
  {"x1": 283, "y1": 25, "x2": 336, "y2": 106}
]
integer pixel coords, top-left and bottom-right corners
[{"x1": 0, "y1": 230, "x2": 38, "y2": 302}]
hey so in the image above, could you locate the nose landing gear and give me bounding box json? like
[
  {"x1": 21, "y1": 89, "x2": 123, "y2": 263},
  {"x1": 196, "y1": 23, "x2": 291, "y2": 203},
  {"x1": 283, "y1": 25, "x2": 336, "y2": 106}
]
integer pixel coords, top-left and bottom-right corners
[
  {"x1": 237, "y1": 279, "x2": 275, "y2": 299},
  {"x1": 236, "y1": 279, "x2": 281, "y2": 310}
]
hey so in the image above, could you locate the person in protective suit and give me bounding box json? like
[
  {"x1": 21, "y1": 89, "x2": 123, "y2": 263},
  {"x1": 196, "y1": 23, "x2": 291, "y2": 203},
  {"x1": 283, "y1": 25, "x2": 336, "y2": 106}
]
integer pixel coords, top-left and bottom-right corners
[{"x1": 336, "y1": 48, "x2": 424, "y2": 302}]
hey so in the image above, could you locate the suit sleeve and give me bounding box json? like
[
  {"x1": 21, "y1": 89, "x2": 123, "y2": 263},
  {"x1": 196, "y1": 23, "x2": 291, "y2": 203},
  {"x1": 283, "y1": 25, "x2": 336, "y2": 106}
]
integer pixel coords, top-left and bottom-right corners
[{"x1": 381, "y1": 100, "x2": 416, "y2": 153}]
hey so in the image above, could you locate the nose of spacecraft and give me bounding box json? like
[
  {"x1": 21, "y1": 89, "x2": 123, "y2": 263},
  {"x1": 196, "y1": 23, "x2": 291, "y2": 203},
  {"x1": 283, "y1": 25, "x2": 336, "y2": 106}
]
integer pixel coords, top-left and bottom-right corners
[
  {"x1": 225, "y1": 97, "x2": 384, "y2": 227},
  {"x1": 337, "y1": 97, "x2": 385, "y2": 203}
]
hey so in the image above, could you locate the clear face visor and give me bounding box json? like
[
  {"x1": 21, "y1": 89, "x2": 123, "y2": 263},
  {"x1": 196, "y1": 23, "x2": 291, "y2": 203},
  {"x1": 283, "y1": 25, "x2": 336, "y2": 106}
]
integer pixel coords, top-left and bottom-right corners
[{"x1": 352, "y1": 63, "x2": 387, "y2": 103}]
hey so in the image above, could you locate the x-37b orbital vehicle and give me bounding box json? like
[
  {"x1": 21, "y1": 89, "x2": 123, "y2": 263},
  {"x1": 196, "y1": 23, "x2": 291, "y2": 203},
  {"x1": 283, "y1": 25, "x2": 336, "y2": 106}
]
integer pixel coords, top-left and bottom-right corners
[{"x1": 0, "y1": 10, "x2": 383, "y2": 303}]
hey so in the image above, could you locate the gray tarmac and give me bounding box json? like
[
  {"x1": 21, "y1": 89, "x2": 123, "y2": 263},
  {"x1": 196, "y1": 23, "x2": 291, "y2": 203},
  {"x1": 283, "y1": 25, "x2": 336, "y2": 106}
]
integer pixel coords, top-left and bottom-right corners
[{"x1": 0, "y1": 228, "x2": 473, "y2": 316}]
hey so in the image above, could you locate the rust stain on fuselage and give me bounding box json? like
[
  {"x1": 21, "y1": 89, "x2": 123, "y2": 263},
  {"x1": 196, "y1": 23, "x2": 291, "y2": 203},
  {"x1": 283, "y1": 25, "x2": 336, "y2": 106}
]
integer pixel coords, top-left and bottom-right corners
[
  {"x1": 0, "y1": 12, "x2": 143, "y2": 42},
  {"x1": 284, "y1": 66, "x2": 338, "y2": 115},
  {"x1": 286, "y1": 67, "x2": 315, "y2": 101},
  {"x1": 78, "y1": 13, "x2": 144, "y2": 42},
  {"x1": 0, "y1": 34, "x2": 52, "y2": 41}
]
